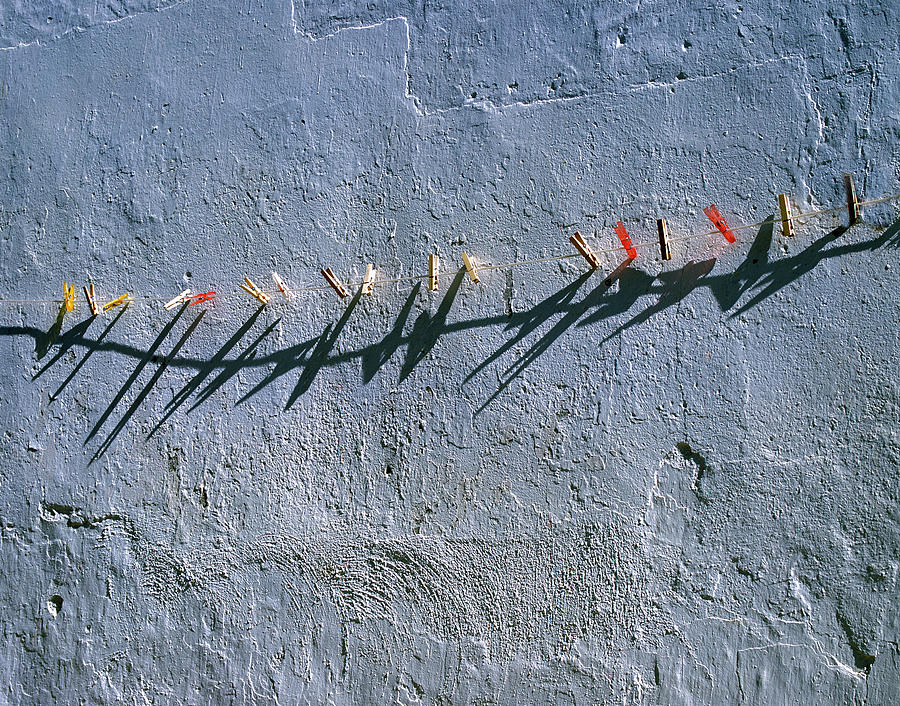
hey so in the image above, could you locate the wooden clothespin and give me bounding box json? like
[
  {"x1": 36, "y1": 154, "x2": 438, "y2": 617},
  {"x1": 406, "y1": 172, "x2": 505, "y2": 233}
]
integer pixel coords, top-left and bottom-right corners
[
  {"x1": 272, "y1": 272, "x2": 291, "y2": 299},
  {"x1": 657, "y1": 219, "x2": 672, "y2": 261},
  {"x1": 843, "y1": 173, "x2": 860, "y2": 224},
  {"x1": 569, "y1": 231, "x2": 600, "y2": 268},
  {"x1": 428, "y1": 254, "x2": 439, "y2": 291},
  {"x1": 703, "y1": 204, "x2": 737, "y2": 244},
  {"x1": 777, "y1": 193, "x2": 795, "y2": 237},
  {"x1": 461, "y1": 252, "x2": 480, "y2": 283},
  {"x1": 361, "y1": 264, "x2": 376, "y2": 295},
  {"x1": 103, "y1": 293, "x2": 131, "y2": 312},
  {"x1": 187, "y1": 291, "x2": 215, "y2": 306},
  {"x1": 320, "y1": 268, "x2": 349, "y2": 299},
  {"x1": 83, "y1": 284, "x2": 101, "y2": 317},
  {"x1": 240, "y1": 277, "x2": 270, "y2": 305},
  {"x1": 63, "y1": 282, "x2": 76, "y2": 312},
  {"x1": 164, "y1": 289, "x2": 192, "y2": 310},
  {"x1": 614, "y1": 221, "x2": 638, "y2": 260}
]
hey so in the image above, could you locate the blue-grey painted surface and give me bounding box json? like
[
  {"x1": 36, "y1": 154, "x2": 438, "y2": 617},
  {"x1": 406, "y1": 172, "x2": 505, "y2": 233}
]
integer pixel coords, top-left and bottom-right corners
[{"x1": 1, "y1": 1, "x2": 898, "y2": 703}]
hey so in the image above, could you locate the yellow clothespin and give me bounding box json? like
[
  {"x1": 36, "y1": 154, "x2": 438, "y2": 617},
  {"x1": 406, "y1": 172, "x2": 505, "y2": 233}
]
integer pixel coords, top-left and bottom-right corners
[
  {"x1": 843, "y1": 173, "x2": 860, "y2": 224},
  {"x1": 164, "y1": 289, "x2": 192, "y2": 310},
  {"x1": 83, "y1": 284, "x2": 101, "y2": 316},
  {"x1": 428, "y1": 254, "x2": 439, "y2": 291},
  {"x1": 569, "y1": 231, "x2": 600, "y2": 268},
  {"x1": 103, "y1": 293, "x2": 131, "y2": 312},
  {"x1": 240, "y1": 277, "x2": 270, "y2": 305},
  {"x1": 656, "y1": 219, "x2": 672, "y2": 261},
  {"x1": 63, "y1": 282, "x2": 76, "y2": 312},
  {"x1": 321, "y1": 268, "x2": 349, "y2": 299},
  {"x1": 361, "y1": 264, "x2": 376, "y2": 296},
  {"x1": 461, "y1": 252, "x2": 480, "y2": 283},
  {"x1": 777, "y1": 194, "x2": 795, "y2": 238},
  {"x1": 272, "y1": 272, "x2": 291, "y2": 299}
]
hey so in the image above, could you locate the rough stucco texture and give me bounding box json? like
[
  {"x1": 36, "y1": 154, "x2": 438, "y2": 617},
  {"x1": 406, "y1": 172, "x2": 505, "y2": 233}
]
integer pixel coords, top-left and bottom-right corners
[{"x1": 1, "y1": 0, "x2": 899, "y2": 703}]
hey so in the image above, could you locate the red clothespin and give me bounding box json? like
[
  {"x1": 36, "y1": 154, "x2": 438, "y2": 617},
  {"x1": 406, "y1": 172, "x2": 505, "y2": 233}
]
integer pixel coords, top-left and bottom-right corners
[
  {"x1": 187, "y1": 291, "x2": 215, "y2": 306},
  {"x1": 614, "y1": 221, "x2": 638, "y2": 260},
  {"x1": 703, "y1": 204, "x2": 737, "y2": 244}
]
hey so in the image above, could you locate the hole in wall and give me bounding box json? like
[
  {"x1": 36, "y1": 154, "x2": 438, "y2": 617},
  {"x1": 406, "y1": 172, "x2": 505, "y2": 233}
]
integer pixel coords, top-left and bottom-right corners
[{"x1": 48, "y1": 595, "x2": 62, "y2": 617}]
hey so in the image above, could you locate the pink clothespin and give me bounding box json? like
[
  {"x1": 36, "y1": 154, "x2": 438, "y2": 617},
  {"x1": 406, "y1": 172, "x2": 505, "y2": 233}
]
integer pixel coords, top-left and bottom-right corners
[
  {"x1": 703, "y1": 204, "x2": 737, "y2": 244},
  {"x1": 614, "y1": 221, "x2": 638, "y2": 260},
  {"x1": 187, "y1": 291, "x2": 215, "y2": 306}
]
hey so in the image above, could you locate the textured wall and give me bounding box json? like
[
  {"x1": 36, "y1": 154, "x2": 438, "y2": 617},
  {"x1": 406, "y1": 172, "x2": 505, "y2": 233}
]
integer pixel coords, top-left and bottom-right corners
[{"x1": 1, "y1": 0, "x2": 898, "y2": 703}]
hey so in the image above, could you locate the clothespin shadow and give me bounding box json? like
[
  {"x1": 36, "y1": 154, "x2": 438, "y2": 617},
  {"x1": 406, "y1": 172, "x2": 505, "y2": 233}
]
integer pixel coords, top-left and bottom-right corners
[
  {"x1": 49, "y1": 305, "x2": 129, "y2": 402},
  {"x1": 708, "y1": 215, "x2": 774, "y2": 312},
  {"x1": 35, "y1": 302, "x2": 95, "y2": 366},
  {"x1": 362, "y1": 283, "x2": 420, "y2": 383},
  {"x1": 90, "y1": 310, "x2": 205, "y2": 462},
  {"x1": 148, "y1": 305, "x2": 267, "y2": 437},
  {"x1": 399, "y1": 268, "x2": 466, "y2": 382}
]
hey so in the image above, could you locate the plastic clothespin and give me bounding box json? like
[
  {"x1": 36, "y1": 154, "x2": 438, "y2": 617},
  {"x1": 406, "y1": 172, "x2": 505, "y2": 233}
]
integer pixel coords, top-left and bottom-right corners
[
  {"x1": 83, "y1": 284, "x2": 101, "y2": 316},
  {"x1": 164, "y1": 289, "x2": 192, "y2": 310},
  {"x1": 656, "y1": 219, "x2": 672, "y2": 261},
  {"x1": 703, "y1": 204, "x2": 737, "y2": 244},
  {"x1": 843, "y1": 173, "x2": 860, "y2": 225},
  {"x1": 63, "y1": 282, "x2": 76, "y2": 312},
  {"x1": 569, "y1": 231, "x2": 600, "y2": 268},
  {"x1": 614, "y1": 221, "x2": 638, "y2": 260},
  {"x1": 361, "y1": 264, "x2": 376, "y2": 296},
  {"x1": 320, "y1": 268, "x2": 349, "y2": 299},
  {"x1": 240, "y1": 277, "x2": 270, "y2": 305},
  {"x1": 461, "y1": 252, "x2": 480, "y2": 283},
  {"x1": 428, "y1": 254, "x2": 439, "y2": 291},
  {"x1": 777, "y1": 194, "x2": 795, "y2": 238},
  {"x1": 103, "y1": 293, "x2": 131, "y2": 312},
  {"x1": 272, "y1": 272, "x2": 291, "y2": 299},
  {"x1": 187, "y1": 291, "x2": 215, "y2": 306}
]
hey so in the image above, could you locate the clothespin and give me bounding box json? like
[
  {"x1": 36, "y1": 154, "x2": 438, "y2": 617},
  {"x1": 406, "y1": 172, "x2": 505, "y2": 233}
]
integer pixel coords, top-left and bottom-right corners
[
  {"x1": 320, "y1": 268, "x2": 349, "y2": 299},
  {"x1": 703, "y1": 204, "x2": 737, "y2": 244},
  {"x1": 164, "y1": 289, "x2": 192, "y2": 310},
  {"x1": 614, "y1": 221, "x2": 638, "y2": 260},
  {"x1": 83, "y1": 284, "x2": 101, "y2": 317},
  {"x1": 777, "y1": 193, "x2": 795, "y2": 237},
  {"x1": 240, "y1": 277, "x2": 270, "y2": 305},
  {"x1": 461, "y1": 252, "x2": 480, "y2": 283},
  {"x1": 361, "y1": 264, "x2": 376, "y2": 296},
  {"x1": 103, "y1": 293, "x2": 131, "y2": 312},
  {"x1": 843, "y1": 173, "x2": 860, "y2": 224},
  {"x1": 428, "y1": 254, "x2": 439, "y2": 291},
  {"x1": 63, "y1": 282, "x2": 76, "y2": 312},
  {"x1": 272, "y1": 272, "x2": 291, "y2": 299},
  {"x1": 657, "y1": 219, "x2": 672, "y2": 261},
  {"x1": 569, "y1": 231, "x2": 600, "y2": 268},
  {"x1": 187, "y1": 291, "x2": 215, "y2": 306}
]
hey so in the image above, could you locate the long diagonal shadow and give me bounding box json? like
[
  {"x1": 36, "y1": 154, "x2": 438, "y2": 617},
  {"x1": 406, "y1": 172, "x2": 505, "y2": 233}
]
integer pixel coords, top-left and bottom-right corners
[
  {"x1": 85, "y1": 304, "x2": 185, "y2": 444},
  {"x1": 90, "y1": 311, "x2": 205, "y2": 462},
  {"x1": 400, "y1": 269, "x2": 466, "y2": 382},
  {"x1": 362, "y1": 283, "x2": 420, "y2": 383},
  {"x1": 35, "y1": 304, "x2": 68, "y2": 362},
  {"x1": 708, "y1": 214, "x2": 774, "y2": 312},
  {"x1": 33, "y1": 312, "x2": 94, "y2": 378},
  {"x1": 50, "y1": 306, "x2": 128, "y2": 402}
]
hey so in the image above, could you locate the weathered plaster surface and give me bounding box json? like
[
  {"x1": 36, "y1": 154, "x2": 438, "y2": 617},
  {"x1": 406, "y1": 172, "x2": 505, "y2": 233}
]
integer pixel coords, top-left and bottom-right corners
[{"x1": 0, "y1": 0, "x2": 898, "y2": 703}]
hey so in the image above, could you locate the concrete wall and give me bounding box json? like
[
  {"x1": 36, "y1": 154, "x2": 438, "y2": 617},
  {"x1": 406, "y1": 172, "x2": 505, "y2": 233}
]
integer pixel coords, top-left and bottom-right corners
[{"x1": 1, "y1": 1, "x2": 898, "y2": 703}]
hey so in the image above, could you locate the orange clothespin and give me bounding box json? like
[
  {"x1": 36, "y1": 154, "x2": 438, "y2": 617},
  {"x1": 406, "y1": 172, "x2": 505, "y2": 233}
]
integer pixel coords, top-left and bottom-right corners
[
  {"x1": 103, "y1": 293, "x2": 131, "y2": 312},
  {"x1": 614, "y1": 221, "x2": 638, "y2": 260},
  {"x1": 83, "y1": 284, "x2": 101, "y2": 316},
  {"x1": 240, "y1": 277, "x2": 270, "y2": 305},
  {"x1": 361, "y1": 264, "x2": 376, "y2": 295},
  {"x1": 657, "y1": 219, "x2": 672, "y2": 261},
  {"x1": 63, "y1": 282, "x2": 76, "y2": 312},
  {"x1": 321, "y1": 268, "x2": 349, "y2": 299},
  {"x1": 187, "y1": 291, "x2": 215, "y2": 306},
  {"x1": 461, "y1": 252, "x2": 480, "y2": 283},
  {"x1": 164, "y1": 289, "x2": 192, "y2": 310},
  {"x1": 428, "y1": 254, "x2": 439, "y2": 291},
  {"x1": 777, "y1": 194, "x2": 795, "y2": 237},
  {"x1": 569, "y1": 231, "x2": 600, "y2": 268},
  {"x1": 272, "y1": 272, "x2": 291, "y2": 299},
  {"x1": 703, "y1": 204, "x2": 737, "y2": 244},
  {"x1": 843, "y1": 173, "x2": 860, "y2": 224}
]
